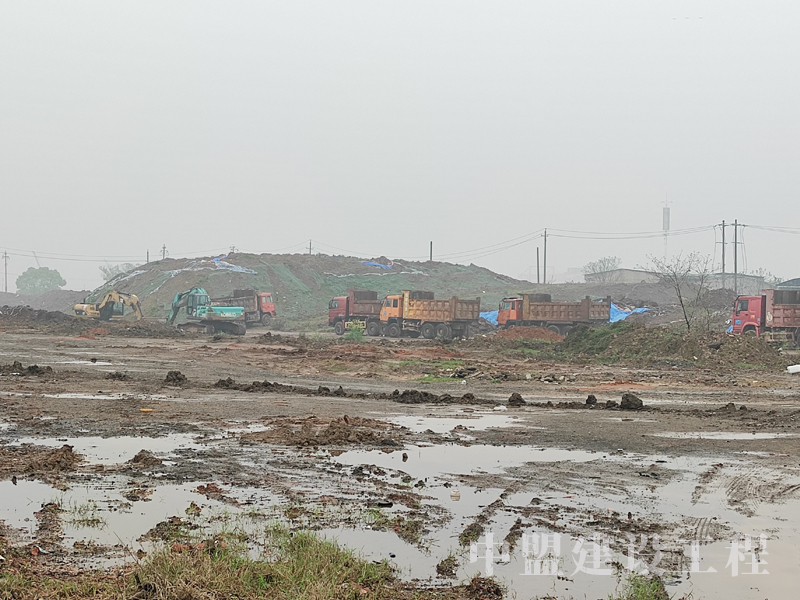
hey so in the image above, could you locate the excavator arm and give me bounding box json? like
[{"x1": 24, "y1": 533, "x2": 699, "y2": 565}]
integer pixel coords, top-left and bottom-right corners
[
  {"x1": 166, "y1": 288, "x2": 208, "y2": 324},
  {"x1": 97, "y1": 291, "x2": 143, "y2": 321}
]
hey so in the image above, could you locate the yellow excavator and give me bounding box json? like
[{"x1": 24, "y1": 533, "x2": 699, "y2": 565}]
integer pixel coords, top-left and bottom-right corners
[{"x1": 74, "y1": 291, "x2": 144, "y2": 321}]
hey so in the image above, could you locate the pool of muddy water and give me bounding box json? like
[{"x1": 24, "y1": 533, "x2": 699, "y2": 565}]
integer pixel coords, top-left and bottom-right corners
[{"x1": 2, "y1": 425, "x2": 798, "y2": 599}]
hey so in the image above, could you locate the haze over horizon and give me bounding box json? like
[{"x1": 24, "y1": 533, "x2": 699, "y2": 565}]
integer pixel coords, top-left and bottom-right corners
[{"x1": 1, "y1": 1, "x2": 798, "y2": 292}]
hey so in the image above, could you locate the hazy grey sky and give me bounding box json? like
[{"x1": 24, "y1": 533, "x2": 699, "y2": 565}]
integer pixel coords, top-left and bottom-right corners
[{"x1": 1, "y1": 1, "x2": 798, "y2": 291}]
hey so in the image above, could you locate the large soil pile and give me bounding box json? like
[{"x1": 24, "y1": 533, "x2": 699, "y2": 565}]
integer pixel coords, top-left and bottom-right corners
[
  {"x1": 0, "y1": 306, "x2": 184, "y2": 338},
  {"x1": 0, "y1": 289, "x2": 89, "y2": 312},
  {"x1": 559, "y1": 322, "x2": 790, "y2": 371}
]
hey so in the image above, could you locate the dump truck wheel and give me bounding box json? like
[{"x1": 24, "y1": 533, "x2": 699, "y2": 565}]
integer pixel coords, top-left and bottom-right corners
[
  {"x1": 421, "y1": 323, "x2": 436, "y2": 339},
  {"x1": 387, "y1": 323, "x2": 401, "y2": 338},
  {"x1": 436, "y1": 323, "x2": 451, "y2": 340},
  {"x1": 561, "y1": 325, "x2": 573, "y2": 335},
  {"x1": 260, "y1": 313, "x2": 272, "y2": 327},
  {"x1": 334, "y1": 321, "x2": 346, "y2": 336},
  {"x1": 366, "y1": 321, "x2": 380, "y2": 337},
  {"x1": 743, "y1": 326, "x2": 757, "y2": 336},
  {"x1": 547, "y1": 324, "x2": 561, "y2": 335}
]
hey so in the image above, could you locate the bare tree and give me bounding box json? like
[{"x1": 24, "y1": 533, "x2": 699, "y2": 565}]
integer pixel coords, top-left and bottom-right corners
[
  {"x1": 746, "y1": 267, "x2": 782, "y2": 287},
  {"x1": 582, "y1": 256, "x2": 622, "y2": 282},
  {"x1": 648, "y1": 253, "x2": 712, "y2": 332},
  {"x1": 99, "y1": 263, "x2": 139, "y2": 281}
]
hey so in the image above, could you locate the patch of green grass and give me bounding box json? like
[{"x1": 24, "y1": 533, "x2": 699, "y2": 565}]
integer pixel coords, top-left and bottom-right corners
[
  {"x1": 458, "y1": 522, "x2": 484, "y2": 547},
  {"x1": 59, "y1": 499, "x2": 107, "y2": 529},
  {"x1": 135, "y1": 525, "x2": 398, "y2": 600},
  {"x1": 608, "y1": 573, "x2": 671, "y2": 600}
]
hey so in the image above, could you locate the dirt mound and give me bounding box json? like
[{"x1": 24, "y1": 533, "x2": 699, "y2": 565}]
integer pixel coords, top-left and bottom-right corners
[
  {"x1": 0, "y1": 361, "x2": 54, "y2": 376},
  {"x1": 0, "y1": 289, "x2": 89, "y2": 312},
  {"x1": 106, "y1": 371, "x2": 131, "y2": 381},
  {"x1": 559, "y1": 322, "x2": 790, "y2": 371},
  {"x1": 165, "y1": 371, "x2": 188, "y2": 386},
  {"x1": 243, "y1": 415, "x2": 396, "y2": 447},
  {"x1": 213, "y1": 378, "x2": 294, "y2": 393},
  {"x1": 0, "y1": 444, "x2": 82, "y2": 481},
  {"x1": 0, "y1": 306, "x2": 73, "y2": 324},
  {"x1": 495, "y1": 326, "x2": 564, "y2": 342},
  {"x1": 0, "y1": 304, "x2": 185, "y2": 338},
  {"x1": 129, "y1": 449, "x2": 162, "y2": 467}
]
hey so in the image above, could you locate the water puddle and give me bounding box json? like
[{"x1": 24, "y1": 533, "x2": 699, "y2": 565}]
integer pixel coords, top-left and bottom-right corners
[
  {"x1": 335, "y1": 444, "x2": 600, "y2": 480},
  {"x1": 652, "y1": 432, "x2": 799, "y2": 440},
  {"x1": 388, "y1": 414, "x2": 523, "y2": 433},
  {"x1": 11, "y1": 434, "x2": 200, "y2": 464},
  {"x1": 56, "y1": 360, "x2": 115, "y2": 366},
  {"x1": 42, "y1": 393, "x2": 170, "y2": 401}
]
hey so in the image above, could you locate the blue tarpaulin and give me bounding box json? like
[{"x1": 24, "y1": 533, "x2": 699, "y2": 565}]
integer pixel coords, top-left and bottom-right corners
[
  {"x1": 360, "y1": 261, "x2": 393, "y2": 270},
  {"x1": 609, "y1": 303, "x2": 648, "y2": 323},
  {"x1": 480, "y1": 310, "x2": 498, "y2": 325}
]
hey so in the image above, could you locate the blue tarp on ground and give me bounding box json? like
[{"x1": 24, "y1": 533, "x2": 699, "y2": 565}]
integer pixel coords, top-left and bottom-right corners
[
  {"x1": 480, "y1": 310, "x2": 498, "y2": 325},
  {"x1": 360, "y1": 261, "x2": 392, "y2": 269},
  {"x1": 610, "y1": 303, "x2": 648, "y2": 323}
]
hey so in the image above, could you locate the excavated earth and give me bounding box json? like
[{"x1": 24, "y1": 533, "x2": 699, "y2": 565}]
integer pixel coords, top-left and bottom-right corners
[{"x1": 0, "y1": 321, "x2": 799, "y2": 599}]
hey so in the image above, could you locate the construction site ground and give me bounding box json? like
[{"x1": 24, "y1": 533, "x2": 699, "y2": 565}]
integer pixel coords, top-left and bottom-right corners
[{"x1": 1, "y1": 322, "x2": 799, "y2": 599}]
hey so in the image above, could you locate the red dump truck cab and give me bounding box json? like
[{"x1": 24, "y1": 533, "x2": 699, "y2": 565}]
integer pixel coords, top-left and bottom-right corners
[
  {"x1": 328, "y1": 290, "x2": 384, "y2": 336},
  {"x1": 731, "y1": 290, "x2": 800, "y2": 345},
  {"x1": 497, "y1": 298, "x2": 522, "y2": 326},
  {"x1": 730, "y1": 295, "x2": 765, "y2": 335},
  {"x1": 328, "y1": 296, "x2": 349, "y2": 325},
  {"x1": 258, "y1": 292, "x2": 276, "y2": 316}
]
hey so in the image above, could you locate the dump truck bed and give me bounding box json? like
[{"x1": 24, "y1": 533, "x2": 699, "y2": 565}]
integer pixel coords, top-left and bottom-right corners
[
  {"x1": 401, "y1": 291, "x2": 480, "y2": 322},
  {"x1": 521, "y1": 295, "x2": 610, "y2": 323},
  {"x1": 766, "y1": 289, "x2": 800, "y2": 328}
]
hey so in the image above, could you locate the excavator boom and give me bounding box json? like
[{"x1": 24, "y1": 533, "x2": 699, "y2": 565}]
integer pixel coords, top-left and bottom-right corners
[{"x1": 74, "y1": 290, "x2": 143, "y2": 321}]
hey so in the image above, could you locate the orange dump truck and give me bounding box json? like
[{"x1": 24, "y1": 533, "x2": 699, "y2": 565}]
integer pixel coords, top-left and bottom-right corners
[
  {"x1": 497, "y1": 293, "x2": 611, "y2": 335},
  {"x1": 379, "y1": 290, "x2": 480, "y2": 339}
]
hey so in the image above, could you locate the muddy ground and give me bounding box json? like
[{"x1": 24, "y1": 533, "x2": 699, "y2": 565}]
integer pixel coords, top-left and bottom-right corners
[{"x1": 1, "y1": 327, "x2": 799, "y2": 599}]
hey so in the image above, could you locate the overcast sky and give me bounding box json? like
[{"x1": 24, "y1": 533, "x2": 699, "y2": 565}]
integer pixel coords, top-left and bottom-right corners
[{"x1": 1, "y1": 1, "x2": 798, "y2": 291}]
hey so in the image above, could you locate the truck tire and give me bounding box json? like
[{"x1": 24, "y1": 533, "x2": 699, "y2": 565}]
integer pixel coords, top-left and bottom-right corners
[
  {"x1": 742, "y1": 326, "x2": 757, "y2": 336},
  {"x1": 334, "y1": 321, "x2": 346, "y2": 336},
  {"x1": 387, "y1": 323, "x2": 401, "y2": 338},
  {"x1": 421, "y1": 322, "x2": 436, "y2": 339},
  {"x1": 546, "y1": 324, "x2": 561, "y2": 335},
  {"x1": 366, "y1": 321, "x2": 380, "y2": 337},
  {"x1": 461, "y1": 325, "x2": 471, "y2": 339},
  {"x1": 561, "y1": 325, "x2": 573, "y2": 336},
  {"x1": 260, "y1": 313, "x2": 272, "y2": 327},
  {"x1": 436, "y1": 323, "x2": 452, "y2": 340},
  {"x1": 380, "y1": 323, "x2": 388, "y2": 336}
]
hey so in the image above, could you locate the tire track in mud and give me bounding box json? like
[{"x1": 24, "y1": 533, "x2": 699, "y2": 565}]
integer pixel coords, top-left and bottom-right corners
[{"x1": 693, "y1": 463, "x2": 800, "y2": 517}]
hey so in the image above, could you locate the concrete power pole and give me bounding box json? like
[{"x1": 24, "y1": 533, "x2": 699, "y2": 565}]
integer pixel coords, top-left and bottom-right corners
[
  {"x1": 2, "y1": 251, "x2": 8, "y2": 293},
  {"x1": 542, "y1": 229, "x2": 547, "y2": 285}
]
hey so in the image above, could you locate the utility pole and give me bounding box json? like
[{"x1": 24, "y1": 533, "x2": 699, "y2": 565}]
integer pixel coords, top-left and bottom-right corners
[
  {"x1": 429, "y1": 241, "x2": 433, "y2": 262},
  {"x1": 536, "y1": 247, "x2": 540, "y2": 284},
  {"x1": 308, "y1": 240, "x2": 312, "y2": 255},
  {"x1": 146, "y1": 250, "x2": 149, "y2": 264},
  {"x1": 161, "y1": 245, "x2": 168, "y2": 260},
  {"x1": 2, "y1": 251, "x2": 8, "y2": 293},
  {"x1": 720, "y1": 220, "x2": 726, "y2": 289},
  {"x1": 733, "y1": 219, "x2": 738, "y2": 295},
  {"x1": 542, "y1": 229, "x2": 547, "y2": 285}
]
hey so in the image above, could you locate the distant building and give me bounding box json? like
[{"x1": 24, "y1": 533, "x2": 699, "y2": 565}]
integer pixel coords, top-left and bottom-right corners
[
  {"x1": 777, "y1": 278, "x2": 800, "y2": 290},
  {"x1": 584, "y1": 268, "x2": 765, "y2": 294},
  {"x1": 705, "y1": 273, "x2": 764, "y2": 295}
]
